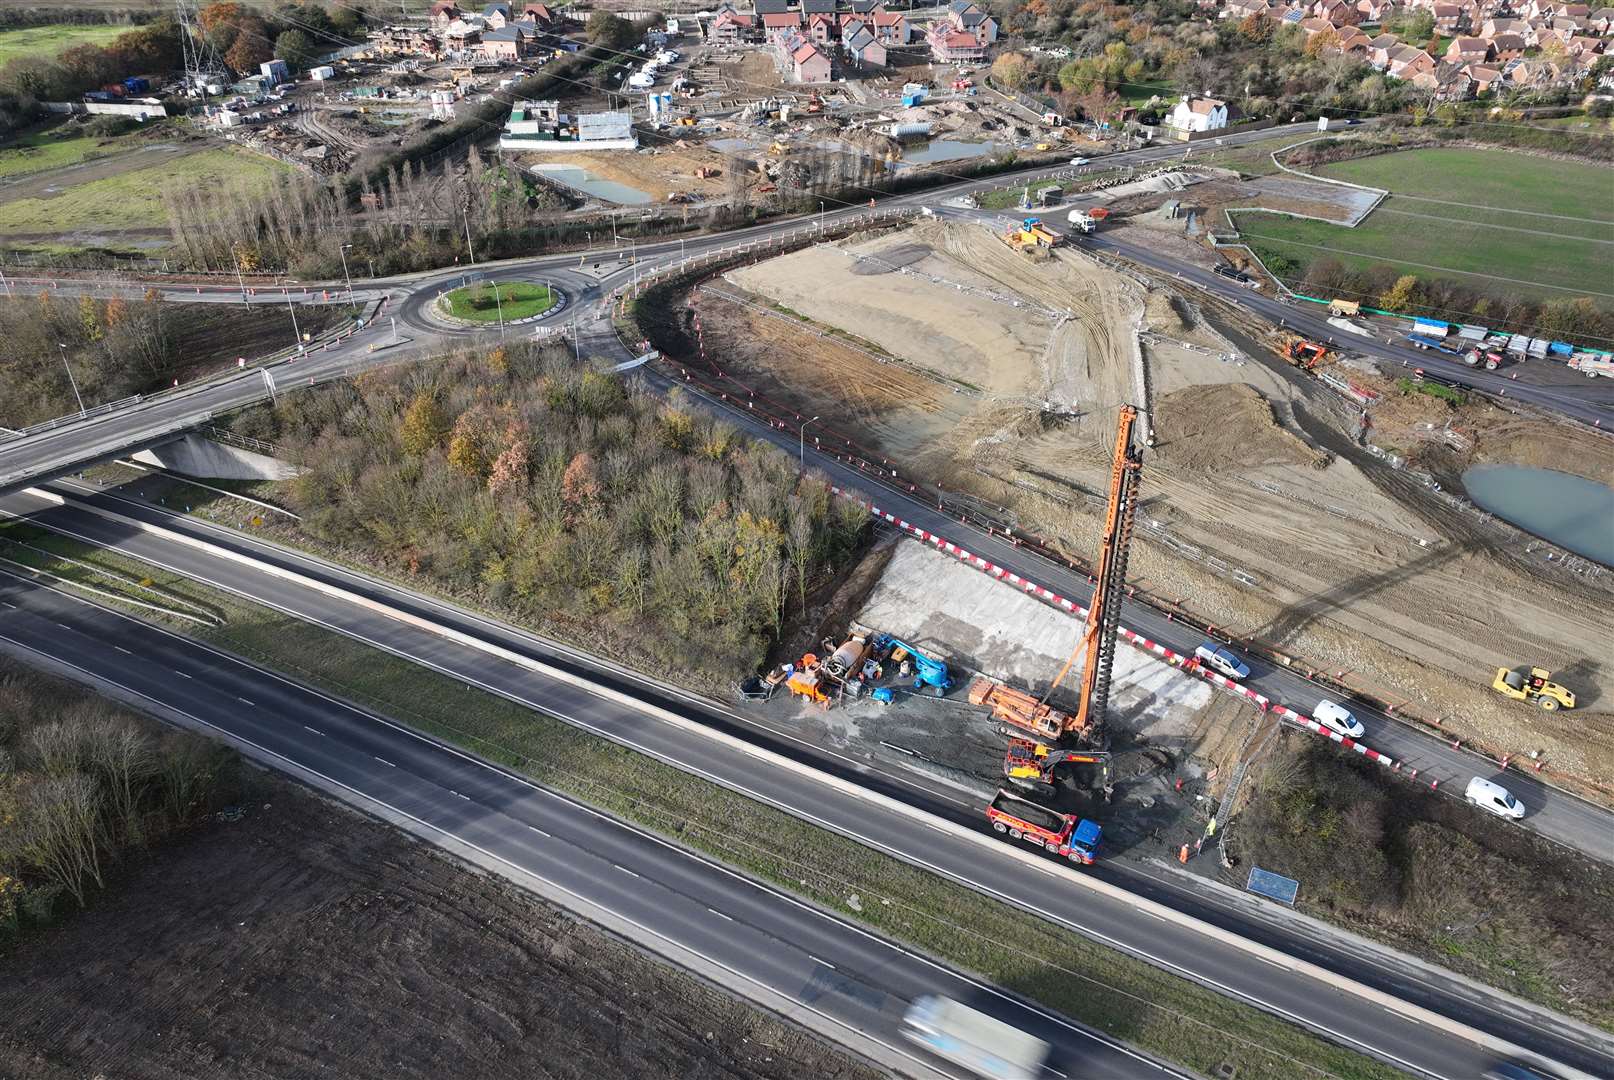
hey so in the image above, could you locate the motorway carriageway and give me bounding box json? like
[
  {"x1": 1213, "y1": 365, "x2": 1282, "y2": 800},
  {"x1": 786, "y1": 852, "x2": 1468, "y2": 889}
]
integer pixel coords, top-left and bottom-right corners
[
  {"x1": 6, "y1": 484, "x2": 1611, "y2": 1080},
  {"x1": 0, "y1": 572, "x2": 1186, "y2": 1080}
]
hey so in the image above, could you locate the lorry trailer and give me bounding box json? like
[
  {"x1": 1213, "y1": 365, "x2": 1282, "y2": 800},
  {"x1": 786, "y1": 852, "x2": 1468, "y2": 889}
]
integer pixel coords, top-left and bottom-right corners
[
  {"x1": 901, "y1": 995, "x2": 1050, "y2": 1080},
  {"x1": 986, "y1": 788, "x2": 1101, "y2": 864}
]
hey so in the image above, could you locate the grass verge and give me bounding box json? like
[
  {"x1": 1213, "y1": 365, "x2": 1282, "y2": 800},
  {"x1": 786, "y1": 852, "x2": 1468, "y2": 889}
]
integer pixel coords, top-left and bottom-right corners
[
  {"x1": 0, "y1": 121, "x2": 164, "y2": 180},
  {"x1": 1, "y1": 516, "x2": 1403, "y2": 1080},
  {"x1": 0, "y1": 23, "x2": 131, "y2": 68}
]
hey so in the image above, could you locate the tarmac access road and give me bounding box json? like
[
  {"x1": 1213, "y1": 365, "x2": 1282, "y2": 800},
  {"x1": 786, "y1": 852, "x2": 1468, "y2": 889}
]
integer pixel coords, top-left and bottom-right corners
[
  {"x1": 6, "y1": 483, "x2": 1610, "y2": 1080},
  {"x1": 0, "y1": 570, "x2": 1189, "y2": 1080}
]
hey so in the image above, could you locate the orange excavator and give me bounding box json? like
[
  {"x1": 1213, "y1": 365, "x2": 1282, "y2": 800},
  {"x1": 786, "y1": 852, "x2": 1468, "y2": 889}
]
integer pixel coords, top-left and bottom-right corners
[{"x1": 973, "y1": 404, "x2": 1142, "y2": 788}]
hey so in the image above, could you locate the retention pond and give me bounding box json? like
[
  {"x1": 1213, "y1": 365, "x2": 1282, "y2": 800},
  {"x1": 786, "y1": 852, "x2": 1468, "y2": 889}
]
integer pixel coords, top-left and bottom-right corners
[{"x1": 1462, "y1": 464, "x2": 1614, "y2": 566}]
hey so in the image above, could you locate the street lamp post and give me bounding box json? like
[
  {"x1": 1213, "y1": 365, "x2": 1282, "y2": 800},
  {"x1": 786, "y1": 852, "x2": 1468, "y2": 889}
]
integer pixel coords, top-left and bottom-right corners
[
  {"x1": 56, "y1": 342, "x2": 85, "y2": 417},
  {"x1": 285, "y1": 288, "x2": 303, "y2": 352},
  {"x1": 233, "y1": 257, "x2": 251, "y2": 309},
  {"x1": 338, "y1": 243, "x2": 355, "y2": 303},
  {"x1": 798, "y1": 415, "x2": 820, "y2": 471},
  {"x1": 493, "y1": 280, "x2": 506, "y2": 341}
]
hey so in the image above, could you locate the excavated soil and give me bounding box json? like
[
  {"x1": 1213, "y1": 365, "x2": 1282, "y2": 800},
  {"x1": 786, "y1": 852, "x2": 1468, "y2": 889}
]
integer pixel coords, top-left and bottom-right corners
[
  {"x1": 692, "y1": 220, "x2": 1614, "y2": 793},
  {"x1": 0, "y1": 775, "x2": 881, "y2": 1080}
]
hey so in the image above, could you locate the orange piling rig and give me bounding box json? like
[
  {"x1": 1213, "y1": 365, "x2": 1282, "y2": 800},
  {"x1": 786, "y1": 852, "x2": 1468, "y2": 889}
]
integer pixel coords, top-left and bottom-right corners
[{"x1": 1068, "y1": 403, "x2": 1143, "y2": 743}]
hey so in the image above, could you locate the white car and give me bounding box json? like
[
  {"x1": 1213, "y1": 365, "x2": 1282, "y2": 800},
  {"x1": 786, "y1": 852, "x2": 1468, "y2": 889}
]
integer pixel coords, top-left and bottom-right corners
[
  {"x1": 1070, "y1": 157, "x2": 1090, "y2": 166},
  {"x1": 1466, "y1": 776, "x2": 1526, "y2": 820},
  {"x1": 1313, "y1": 700, "x2": 1365, "y2": 739}
]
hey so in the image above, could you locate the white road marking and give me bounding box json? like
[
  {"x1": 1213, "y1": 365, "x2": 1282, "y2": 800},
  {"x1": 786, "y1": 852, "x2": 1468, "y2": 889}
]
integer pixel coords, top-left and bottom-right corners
[
  {"x1": 809, "y1": 955, "x2": 836, "y2": 970},
  {"x1": 615, "y1": 865, "x2": 640, "y2": 878},
  {"x1": 527, "y1": 825, "x2": 550, "y2": 838},
  {"x1": 303, "y1": 725, "x2": 323, "y2": 736},
  {"x1": 1391, "y1": 1009, "x2": 1422, "y2": 1025},
  {"x1": 113, "y1": 645, "x2": 132, "y2": 654},
  {"x1": 707, "y1": 908, "x2": 733, "y2": 922},
  {"x1": 1134, "y1": 907, "x2": 1166, "y2": 920},
  {"x1": 1045, "y1": 1068, "x2": 1068, "y2": 1078},
  {"x1": 0, "y1": 601, "x2": 15, "y2": 609},
  {"x1": 237, "y1": 697, "x2": 254, "y2": 706},
  {"x1": 1255, "y1": 955, "x2": 1289, "y2": 970},
  {"x1": 173, "y1": 670, "x2": 191, "y2": 679},
  {"x1": 373, "y1": 756, "x2": 395, "y2": 767},
  {"x1": 451, "y1": 790, "x2": 470, "y2": 801},
  {"x1": 57, "y1": 622, "x2": 72, "y2": 630}
]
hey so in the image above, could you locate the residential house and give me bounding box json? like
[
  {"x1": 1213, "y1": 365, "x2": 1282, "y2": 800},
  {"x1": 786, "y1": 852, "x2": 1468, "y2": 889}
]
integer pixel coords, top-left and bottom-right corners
[
  {"x1": 1387, "y1": 42, "x2": 1438, "y2": 76},
  {"x1": 445, "y1": 16, "x2": 486, "y2": 46},
  {"x1": 946, "y1": 0, "x2": 999, "y2": 43},
  {"x1": 522, "y1": 4, "x2": 554, "y2": 27},
  {"x1": 844, "y1": 23, "x2": 887, "y2": 66},
  {"x1": 871, "y1": 10, "x2": 912, "y2": 44},
  {"x1": 1314, "y1": 0, "x2": 1363, "y2": 23},
  {"x1": 1336, "y1": 24, "x2": 1373, "y2": 50},
  {"x1": 1367, "y1": 31, "x2": 1402, "y2": 66},
  {"x1": 1167, "y1": 94, "x2": 1229, "y2": 131},
  {"x1": 802, "y1": 0, "x2": 837, "y2": 15},
  {"x1": 1464, "y1": 61, "x2": 1505, "y2": 89},
  {"x1": 1445, "y1": 34, "x2": 1493, "y2": 59},
  {"x1": 1355, "y1": 0, "x2": 1392, "y2": 20},
  {"x1": 754, "y1": 0, "x2": 791, "y2": 11},
  {"x1": 1558, "y1": 2, "x2": 1591, "y2": 16},
  {"x1": 708, "y1": 7, "x2": 758, "y2": 43},
  {"x1": 1568, "y1": 32, "x2": 1606, "y2": 53},
  {"x1": 927, "y1": 23, "x2": 988, "y2": 60},
  {"x1": 849, "y1": 0, "x2": 886, "y2": 13},
  {"x1": 1480, "y1": 15, "x2": 1527, "y2": 34},
  {"x1": 762, "y1": 12, "x2": 802, "y2": 37},
  {"x1": 1488, "y1": 31, "x2": 1528, "y2": 57},
  {"x1": 1589, "y1": 7, "x2": 1614, "y2": 32},
  {"x1": 1299, "y1": 15, "x2": 1340, "y2": 37},
  {"x1": 808, "y1": 11, "x2": 837, "y2": 44},
  {"x1": 482, "y1": 2, "x2": 511, "y2": 29},
  {"x1": 791, "y1": 38, "x2": 833, "y2": 81},
  {"x1": 482, "y1": 21, "x2": 534, "y2": 59},
  {"x1": 430, "y1": 2, "x2": 462, "y2": 30},
  {"x1": 1427, "y1": 62, "x2": 1475, "y2": 96},
  {"x1": 1432, "y1": 2, "x2": 1464, "y2": 30}
]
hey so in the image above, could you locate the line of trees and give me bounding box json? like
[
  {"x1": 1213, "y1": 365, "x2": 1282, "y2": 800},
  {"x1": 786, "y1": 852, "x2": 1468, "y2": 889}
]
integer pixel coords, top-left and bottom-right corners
[
  {"x1": 231, "y1": 344, "x2": 871, "y2": 683},
  {"x1": 0, "y1": 659, "x2": 235, "y2": 936},
  {"x1": 1292, "y1": 257, "x2": 1614, "y2": 349},
  {"x1": 0, "y1": 21, "x2": 181, "y2": 107}
]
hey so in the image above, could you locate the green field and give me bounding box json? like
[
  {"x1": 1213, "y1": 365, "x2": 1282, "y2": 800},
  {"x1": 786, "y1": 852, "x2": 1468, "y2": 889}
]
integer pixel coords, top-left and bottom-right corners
[
  {"x1": 0, "y1": 146, "x2": 288, "y2": 236},
  {"x1": 1238, "y1": 147, "x2": 1614, "y2": 302},
  {"x1": 442, "y1": 281, "x2": 556, "y2": 322},
  {"x1": 0, "y1": 121, "x2": 160, "y2": 180},
  {"x1": 0, "y1": 23, "x2": 133, "y2": 68}
]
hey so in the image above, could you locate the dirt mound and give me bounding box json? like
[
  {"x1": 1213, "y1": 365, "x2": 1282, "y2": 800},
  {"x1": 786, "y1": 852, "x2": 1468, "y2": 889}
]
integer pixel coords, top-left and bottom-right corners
[{"x1": 1152, "y1": 384, "x2": 1329, "y2": 473}]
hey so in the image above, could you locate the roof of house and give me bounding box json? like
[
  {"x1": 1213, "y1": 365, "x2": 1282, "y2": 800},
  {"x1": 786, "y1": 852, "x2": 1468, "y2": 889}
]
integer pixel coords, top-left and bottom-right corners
[
  {"x1": 484, "y1": 24, "x2": 528, "y2": 38},
  {"x1": 754, "y1": 0, "x2": 791, "y2": 13},
  {"x1": 1369, "y1": 31, "x2": 1399, "y2": 45},
  {"x1": 430, "y1": 2, "x2": 460, "y2": 14},
  {"x1": 941, "y1": 28, "x2": 981, "y2": 45},
  {"x1": 792, "y1": 40, "x2": 827, "y2": 62},
  {"x1": 484, "y1": 2, "x2": 511, "y2": 14},
  {"x1": 762, "y1": 12, "x2": 800, "y2": 27},
  {"x1": 716, "y1": 9, "x2": 755, "y2": 23},
  {"x1": 958, "y1": 10, "x2": 986, "y2": 25},
  {"x1": 850, "y1": 0, "x2": 883, "y2": 11},
  {"x1": 1490, "y1": 32, "x2": 1527, "y2": 47},
  {"x1": 845, "y1": 26, "x2": 876, "y2": 47},
  {"x1": 802, "y1": 0, "x2": 837, "y2": 13},
  {"x1": 948, "y1": 0, "x2": 978, "y2": 12},
  {"x1": 1450, "y1": 34, "x2": 1489, "y2": 48},
  {"x1": 1187, "y1": 96, "x2": 1227, "y2": 112},
  {"x1": 872, "y1": 11, "x2": 906, "y2": 25},
  {"x1": 809, "y1": 11, "x2": 836, "y2": 24}
]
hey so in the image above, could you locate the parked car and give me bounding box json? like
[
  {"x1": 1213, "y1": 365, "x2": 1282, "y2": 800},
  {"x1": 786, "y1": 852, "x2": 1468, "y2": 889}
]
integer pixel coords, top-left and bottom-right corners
[
  {"x1": 1193, "y1": 642, "x2": 1250, "y2": 681},
  {"x1": 1312, "y1": 700, "x2": 1365, "y2": 739},
  {"x1": 1070, "y1": 157, "x2": 1090, "y2": 166},
  {"x1": 1466, "y1": 776, "x2": 1526, "y2": 820}
]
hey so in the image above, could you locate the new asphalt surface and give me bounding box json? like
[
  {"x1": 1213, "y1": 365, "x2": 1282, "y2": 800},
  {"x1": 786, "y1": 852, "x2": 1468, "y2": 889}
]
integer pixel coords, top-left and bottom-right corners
[{"x1": 5, "y1": 484, "x2": 1610, "y2": 1080}]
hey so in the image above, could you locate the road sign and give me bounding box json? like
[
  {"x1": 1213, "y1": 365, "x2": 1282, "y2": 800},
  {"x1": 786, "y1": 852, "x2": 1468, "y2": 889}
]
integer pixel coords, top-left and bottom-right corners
[{"x1": 1246, "y1": 866, "x2": 1299, "y2": 906}]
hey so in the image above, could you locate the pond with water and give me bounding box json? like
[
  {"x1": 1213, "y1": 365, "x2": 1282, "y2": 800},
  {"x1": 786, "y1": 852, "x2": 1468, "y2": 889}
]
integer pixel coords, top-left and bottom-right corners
[
  {"x1": 897, "y1": 139, "x2": 1005, "y2": 166},
  {"x1": 529, "y1": 164, "x2": 652, "y2": 206},
  {"x1": 1462, "y1": 464, "x2": 1614, "y2": 566}
]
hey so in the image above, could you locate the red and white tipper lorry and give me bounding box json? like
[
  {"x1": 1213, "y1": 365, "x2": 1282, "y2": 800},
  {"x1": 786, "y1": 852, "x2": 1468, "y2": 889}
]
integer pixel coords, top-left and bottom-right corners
[{"x1": 986, "y1": 788, "x2": 1102, "y2": 865}]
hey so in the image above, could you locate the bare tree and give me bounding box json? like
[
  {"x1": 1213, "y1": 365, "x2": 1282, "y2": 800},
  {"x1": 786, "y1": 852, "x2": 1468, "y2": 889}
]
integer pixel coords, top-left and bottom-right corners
[
  {"x1": 85, "y1": 717, "x2": 155, "y2": 843},
  {"x1": 14, "y1": 773, "x2": 105, "y2": 907}
]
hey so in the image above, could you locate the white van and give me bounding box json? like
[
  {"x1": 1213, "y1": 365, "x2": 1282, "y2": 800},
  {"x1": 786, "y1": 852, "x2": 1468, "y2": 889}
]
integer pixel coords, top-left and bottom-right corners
[
  {"x1": 1313, "y1": 700, "x2": 1365, "y2": 739},
  {"x1": 1466, "y1": 777, "x2": 1525, "y2": 820}
]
